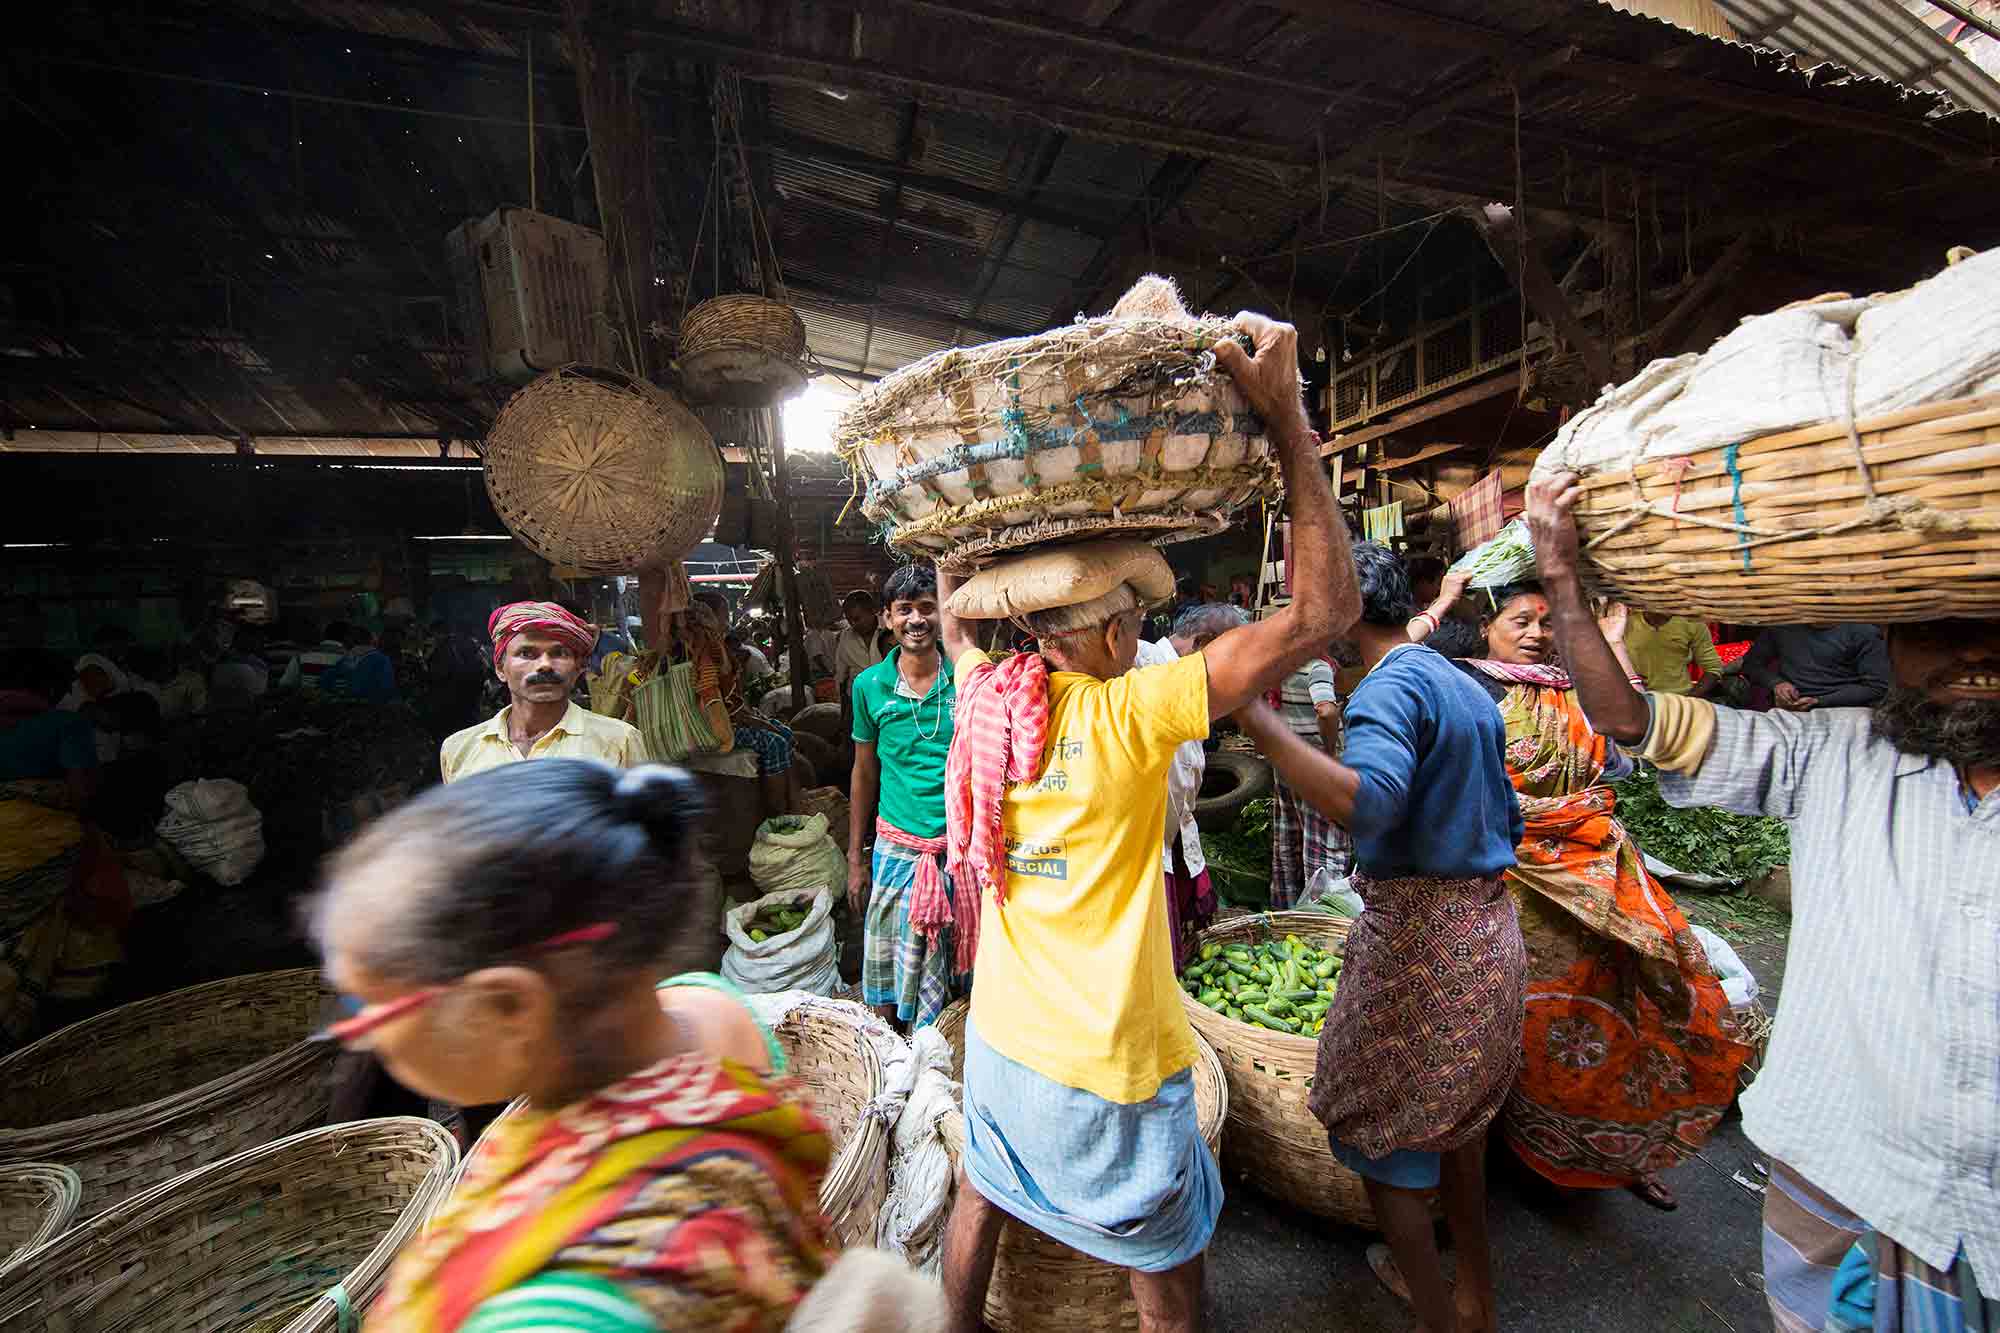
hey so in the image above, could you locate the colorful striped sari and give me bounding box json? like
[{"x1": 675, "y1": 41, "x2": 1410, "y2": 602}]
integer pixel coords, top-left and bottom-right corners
[
  {"x1": 364, "y1": 1052, "x2": 834, "y2": 1333},
  {"x1": 1490, "y1": 682, "x2": 1753, "y2": 1188}
]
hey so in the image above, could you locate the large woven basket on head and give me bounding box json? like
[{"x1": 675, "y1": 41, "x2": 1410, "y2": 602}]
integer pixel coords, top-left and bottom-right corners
[
  {"x1": 0, "y1": 1163, "x2": 80, "y2": 1274},
  {"x1": 678, "y1": 294, "x2": 809, "y2": 408},
  {"x1": 483, "y1": 364, "x2": 725, "y2": 573},
  {"x1": 1551, "y1": 392, "x2": 2000, "y2": 622},
  {"x1": 769, "y1": 1000, "x2": 893, "y2": 1248},
  {"x1": 834, "y1": 277, "x2": 1281, "y2": 572},
  {"x1": 0, "y1": 1117, "x2": 458, "y2": 1333},
  {"x1": 930, "y1": 1001, "x2": 1229, "y2": 1333},
  {"x1": 1177, "y1": 912, "x2": 1382, "y2": 1228},
  {"x1": 0, "y1": 969, "x2": 337, "y2": 1221}
]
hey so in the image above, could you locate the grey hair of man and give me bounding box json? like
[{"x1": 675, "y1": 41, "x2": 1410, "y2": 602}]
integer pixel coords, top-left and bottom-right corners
[
  {"x1": 1170, "y1": 602, "x2": 1250, "y2": 653},
  {"x1": 1014, "y1": 583, "x2": 1140, "y2": 641}
]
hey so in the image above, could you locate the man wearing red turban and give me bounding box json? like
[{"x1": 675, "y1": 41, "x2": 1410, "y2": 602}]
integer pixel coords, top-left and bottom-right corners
[{"x1": 439, "y1": 601, "x2": 647, "y2": 782}]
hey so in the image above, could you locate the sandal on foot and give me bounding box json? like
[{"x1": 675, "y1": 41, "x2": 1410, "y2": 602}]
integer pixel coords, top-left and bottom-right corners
[{"x1": 1627, "y1": 1175, "x2": 1679, "y2": 1211}]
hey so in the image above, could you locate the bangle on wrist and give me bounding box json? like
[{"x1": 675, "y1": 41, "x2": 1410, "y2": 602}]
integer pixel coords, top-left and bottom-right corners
[{"x1": 1411, "y1": 611, "x2": 1439, "y2": 633}]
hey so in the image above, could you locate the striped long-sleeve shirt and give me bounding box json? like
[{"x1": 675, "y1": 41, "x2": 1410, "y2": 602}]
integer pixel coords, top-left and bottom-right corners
[{"x1": 1650, "y1": 701, "x2": 1998, "y2": 1279}]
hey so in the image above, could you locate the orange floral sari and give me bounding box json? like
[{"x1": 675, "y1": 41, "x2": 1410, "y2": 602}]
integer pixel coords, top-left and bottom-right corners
[{"x1": 1493, "y1": 683, "x2": 1751, "y2": 1188}]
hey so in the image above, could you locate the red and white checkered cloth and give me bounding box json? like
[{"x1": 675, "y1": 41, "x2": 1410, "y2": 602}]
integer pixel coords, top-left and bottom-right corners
[
  {"x1": 943, "y1": 651, "x2": 1049, "y2": 973},
  {"x1": 1448, "y1": 471, "x2": 1505, "y2": 556}
]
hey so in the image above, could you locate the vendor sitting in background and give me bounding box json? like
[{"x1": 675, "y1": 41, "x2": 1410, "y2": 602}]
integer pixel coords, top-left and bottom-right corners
[
  {"x1": 440, "y1": 602, "x2": 647, "y2": 783},
  {"x1": 832, "y1": 590, "x2": 885, "y2": 729},
  {"x1": 1740, "y1": 622, "x2": 1891, "y2": 712},
  {"x1": 1624, "y1": 610, "x2": 1734, "y2": 699},
  {"x1": 280, "y1": 623, "x2": 352, "y2": 691},
  {"x1": 687, "y1": 591, "x2": 798, "y2": 818}
]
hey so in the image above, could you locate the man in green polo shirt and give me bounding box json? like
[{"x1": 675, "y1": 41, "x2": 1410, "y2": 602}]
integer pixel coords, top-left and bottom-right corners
[{"x1": 847, "y1": 563, "x2": 961, "y2": 1031}]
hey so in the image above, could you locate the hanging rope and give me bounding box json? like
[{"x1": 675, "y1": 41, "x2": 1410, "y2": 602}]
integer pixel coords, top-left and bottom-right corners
[{"x1": 1512, "y1": 83, "x2": 1528, "y2": 397}]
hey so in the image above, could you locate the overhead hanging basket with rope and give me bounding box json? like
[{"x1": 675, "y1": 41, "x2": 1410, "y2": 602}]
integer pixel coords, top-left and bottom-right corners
[
  {"x1": 483, "y1": 364, "x2": 725, "y2": 573},
  {"x1": 677, "y1": 294, "x2": 809, "y2": 408},
  {"x1": 834, "y1": 275, "x2": 1282, "y2": 572}
]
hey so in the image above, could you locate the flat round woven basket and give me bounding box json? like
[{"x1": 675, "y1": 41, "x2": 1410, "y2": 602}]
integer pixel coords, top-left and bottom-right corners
[
  {"x1": 0, "y1": 1163, "x2": 81, "y2": 1274},
  {"x1": 0, "y1": 1117, "x2": 458, "y2": 1333},
  {"x1": 930, "y1": 1003, "x2": 1228, "y2": 1332},
  {"x1": 1556, "y1": 392, "x2": 2000, "y2": 622},
  {"x1": 0, "y1": 969, "x2": 336, "y2": 1221},
  {"x1": 1177, "y1": 912, "x2": 1381, "y2": 1229},
  {"x1": 770, "y1": 1001, "x2": 891, "y2": 1248},
  {"x1": 834, "y1": 318, "x2": 1279, "y2": 571},
  {"x1": 483, "y1": 364, "x2": 725, "y2": 573},
  {"x1": 678, "y1": 295, "x2": 809, "y2": 408}
]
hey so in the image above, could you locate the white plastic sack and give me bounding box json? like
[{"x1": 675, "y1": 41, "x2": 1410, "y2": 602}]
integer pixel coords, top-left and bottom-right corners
[
  {"x1": 1690, "y1": 922, "x2": 1758, "y2": 1010},
  {"x1": 748, "y1": 813, "x2": 847, "y2": 899},
  {"x1": 1852, "y1": 245, "x2": 2000, "y2": 415},
  {"x1": 157, "y1": 779, "x2": 265, "y2": 886},
  {"x1": 879, "y1": 1025, "x2": 960, "y2": 1273},
  {"x1": 1307, "y1": 865, "x2": 1365, "y2": 919},
  {"x1": 721, "y1": 888, "x2": 840, "y2": 996}
]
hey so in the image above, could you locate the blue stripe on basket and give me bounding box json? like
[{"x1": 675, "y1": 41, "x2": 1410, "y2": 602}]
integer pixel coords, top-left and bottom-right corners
[{"x1": 1724, "y1": 441, "x2": 1753, "y2": 571}]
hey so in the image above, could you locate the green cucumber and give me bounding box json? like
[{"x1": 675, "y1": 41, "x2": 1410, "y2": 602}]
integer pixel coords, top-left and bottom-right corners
[{"x1": 1244, "y1": 1005, "x2": 1298, "y2": 1033}]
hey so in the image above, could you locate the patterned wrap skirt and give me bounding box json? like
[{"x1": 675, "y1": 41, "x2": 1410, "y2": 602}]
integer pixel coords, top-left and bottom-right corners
[{"x1": 1307, "y1": 871, "x2": 1527, "y2": 1158}]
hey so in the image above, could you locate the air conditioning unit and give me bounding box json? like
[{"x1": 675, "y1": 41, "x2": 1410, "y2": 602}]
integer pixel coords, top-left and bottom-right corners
[{"x1": 445, "y1": 207, "x2": 613, "y2": 383}]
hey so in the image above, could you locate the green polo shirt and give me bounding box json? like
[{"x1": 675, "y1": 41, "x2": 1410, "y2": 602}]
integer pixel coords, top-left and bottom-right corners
[{"x1": 850, "y1": 647, "x2": 956, "y2": 839}]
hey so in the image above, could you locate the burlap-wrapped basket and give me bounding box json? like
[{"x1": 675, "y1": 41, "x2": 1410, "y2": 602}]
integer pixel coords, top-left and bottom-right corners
[{"x1": 678, "y1": 294, "x2": 809, "y2": 408}]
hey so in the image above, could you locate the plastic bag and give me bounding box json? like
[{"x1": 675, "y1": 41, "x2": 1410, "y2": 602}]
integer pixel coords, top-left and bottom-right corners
[
  {"x1": 156, "y1": 779, "x2": 265, "y2": 886},
  {"x1": 1306, "y1": 865, "x2": 1365, "y2": 918},
  {"x1": 721, "y1": 887, "x2": 840, "y2": 996},
  {"x1": 748, "y1": 813, "x2": 847, "y2": 898},
  {"x1": 1690, "y1": 923, "x2": 1758, "y2": 1010}
]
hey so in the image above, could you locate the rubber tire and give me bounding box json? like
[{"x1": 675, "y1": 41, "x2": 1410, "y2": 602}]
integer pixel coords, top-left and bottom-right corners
[
  {"x1": 790, "y1": 701, "x2": 846, "y2": 744},
  {"x1": 791, "y1": 730, "x2": 841, "y2": 786},
  {"x1": 760, "y1": 684, "x2": 803, "y2": 717},
  {"x1": 1194, "y1": 751, "x2": 1273, "y2": 831}
]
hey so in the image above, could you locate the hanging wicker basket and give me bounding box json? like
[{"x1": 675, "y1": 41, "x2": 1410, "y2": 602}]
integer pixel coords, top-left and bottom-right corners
[
  {"x1": 769, "y1": 1000, "x2": 892, "y2": 1248},
  {"x1": 0, "y1": 1163, "x2": 81, "y2": 1275},
  {"x1": 1551, "y1": 392, "x2": 2000, "y2": 622},
  {"x1": 0, "y1": 969, "x2": 336, "y2": 1221},
  {"x1": 678, "y1": 295, "x2": 809, "y2": 408},
  {"x1": 483, "y1": 364, "x2": 725, "y2": 573},
  {"x1": 0, "y1": 1117, "x2": 458, "y2": 1333},
  {"x1": 834, "y1": 286, "x2": 1280, "y2": 571},
  {"x1": 930, "y1": 1002, "x2": 1228, "y2": 1332},
  {"x1": 1176, "y1": 912, "x2": 1383, "y2": 1228}
]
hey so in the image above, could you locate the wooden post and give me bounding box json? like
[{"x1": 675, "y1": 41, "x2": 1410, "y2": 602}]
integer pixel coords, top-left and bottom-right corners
[
  {"x1": 769, "y1": 408, "x2": 811, "y2": 707},
  {"x1": 563, "y1": 0, "x2": 660, "y2": 380}
]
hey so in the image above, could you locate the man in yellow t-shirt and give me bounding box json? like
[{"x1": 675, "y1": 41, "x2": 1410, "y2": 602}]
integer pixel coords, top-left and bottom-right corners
[{"x1": 935, "y1": 311, "x2": 1363, "y2": 1331}]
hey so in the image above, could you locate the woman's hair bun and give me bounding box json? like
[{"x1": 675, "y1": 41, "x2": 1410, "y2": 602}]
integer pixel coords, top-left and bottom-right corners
[{"x1": 611, "y1": 764, "x2": 705, "y2": 853}]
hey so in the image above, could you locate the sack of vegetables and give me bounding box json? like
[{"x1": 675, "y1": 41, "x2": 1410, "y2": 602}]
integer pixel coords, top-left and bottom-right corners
[{"x1": 720, "y1": 887, "x2": 841, "y2": 997}]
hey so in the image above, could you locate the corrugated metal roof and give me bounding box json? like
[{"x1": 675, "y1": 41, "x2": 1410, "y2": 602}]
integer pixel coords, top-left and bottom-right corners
[{"x1": 1711, "y1": 0, "x2": 2000, "y2": 119}]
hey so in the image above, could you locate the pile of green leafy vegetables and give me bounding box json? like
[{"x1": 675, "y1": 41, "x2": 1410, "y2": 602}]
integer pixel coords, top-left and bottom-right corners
[
  {"x1": 1202, "y1": 797, "x2": 1273, "y2": 906},
  {"x1": 1611, "y1": 767, "x2": 1790, "y2": 882}
]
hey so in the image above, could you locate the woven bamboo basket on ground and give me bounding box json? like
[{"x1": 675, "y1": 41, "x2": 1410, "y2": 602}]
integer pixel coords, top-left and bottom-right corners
[
  {"x1": 483, "y1": 364, "x2": 725, "y2": 573},
  {"x1": 0, "y1": 969, "x2": 337, "y2": 1220},
  {"x1": 0, "y1": 1163, "x2": 81, "y2": 1274},
  {"x1": 1176, "y1": 912, "x2": 1383, "y2": 1228},
  {"x1": 1555, "y1": 392, "x2": 2000, "y2": 622},
  {"x1": 678, "y1": 294, "x2": 809, "y2": 408},
  {"x1": 0, "y1": 1117, "x2": 458, "y2": 1332},
  {"x1": 834, "y1": 289, "x2": 1280, "y2": 572},
  {"x1": 770, "y1": 1001, "x2": 892, "y2": 1248},
  {"x1": 930, "y1": 1001, "x2": 1228, "y2": 1333}
]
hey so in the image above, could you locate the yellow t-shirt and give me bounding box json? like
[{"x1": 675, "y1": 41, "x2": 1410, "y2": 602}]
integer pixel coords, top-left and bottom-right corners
[
  {"x1": 958, "y1": 648, "x2": 1210, "y2": 1104},
  {"x1": 439, "y1": 701, "x2": 650, "y2": 783},
  {"x1": 1623, "y1": 615, "x2": 1724, "y2": 696}
]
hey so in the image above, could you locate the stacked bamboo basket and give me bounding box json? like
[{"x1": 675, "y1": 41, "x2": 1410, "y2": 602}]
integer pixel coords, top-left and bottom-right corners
[
  {"x1": 0, "y1": 969, "x2": 338, "y2": 1221},
  {"x1": 835, "y1": 275, "x2": 1284, "y2": 573},
  {"x1": 933, "y1": 1001, "x2": 1231, "y2": 1333},
  {"x1": 768, "y1": 1001, "x2": 893, "y2": 1247}
]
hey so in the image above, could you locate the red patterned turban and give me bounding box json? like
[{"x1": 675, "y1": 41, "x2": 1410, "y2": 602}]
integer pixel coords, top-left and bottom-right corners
[{"x1": 487, "y1": 601, "x2": 599, "y2": 669}]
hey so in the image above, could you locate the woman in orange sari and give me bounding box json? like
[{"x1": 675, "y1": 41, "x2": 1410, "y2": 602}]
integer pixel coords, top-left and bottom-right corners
[{"x1": 1447, "y1": 583, "x2": 1751, "y2": 1211}]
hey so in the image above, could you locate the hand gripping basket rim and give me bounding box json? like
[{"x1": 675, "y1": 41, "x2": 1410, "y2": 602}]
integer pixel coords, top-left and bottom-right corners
[{"x1": 833, "y1": 315, "x2": 1281, "y2": 571}]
